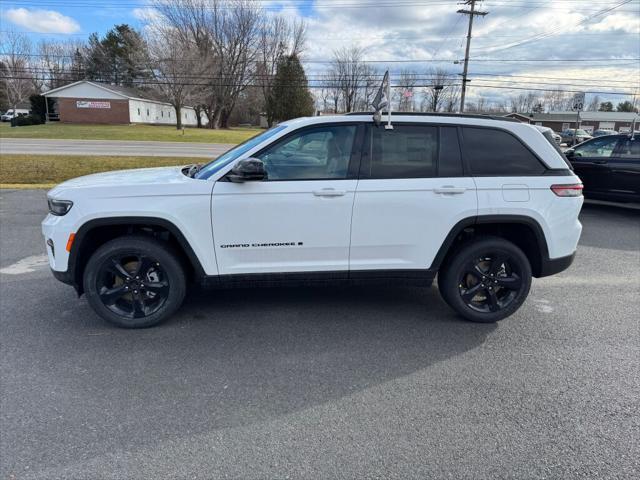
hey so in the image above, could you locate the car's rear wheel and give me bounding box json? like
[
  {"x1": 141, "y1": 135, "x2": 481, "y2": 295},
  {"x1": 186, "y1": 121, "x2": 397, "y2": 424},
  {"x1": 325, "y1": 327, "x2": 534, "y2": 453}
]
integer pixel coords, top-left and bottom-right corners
[
  {"x1": 83, "y1": 236, "x2": 186, "y2": 328},
  {"x1": 438, "y1": 237, "x2": 532, "y2": 323}
]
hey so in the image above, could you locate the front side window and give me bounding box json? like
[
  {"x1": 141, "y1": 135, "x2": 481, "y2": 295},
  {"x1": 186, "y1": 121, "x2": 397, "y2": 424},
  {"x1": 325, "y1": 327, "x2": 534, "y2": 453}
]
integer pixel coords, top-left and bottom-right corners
[
  {"x1": 255, "y1": 125, "x2": 356, "y2": 180},
  {"x1": 363, "y1": 125, "x2": 438, "y2": 179},
  {"x1": 461, "y1": 127, "x2": 545, "y2": 176},
  {"x1": 574, "y1": 136, "x2": 619, "y2": 158},
  {"x1": 195, "y1": 125, "x2": 287, "y2": 179}
]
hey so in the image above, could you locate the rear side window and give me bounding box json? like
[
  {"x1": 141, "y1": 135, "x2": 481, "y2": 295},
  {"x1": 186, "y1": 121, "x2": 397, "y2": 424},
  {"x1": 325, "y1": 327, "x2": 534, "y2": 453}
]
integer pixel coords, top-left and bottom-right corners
[
  {"x1": 461, "y1": 127, "x2": 546, "y2": 176},
  {"x1": 364, "y1": 125, "x2": 437, "y2": 178},
  {"x1": 616, "y1": 137, "x2": 640, "y2": 158}
]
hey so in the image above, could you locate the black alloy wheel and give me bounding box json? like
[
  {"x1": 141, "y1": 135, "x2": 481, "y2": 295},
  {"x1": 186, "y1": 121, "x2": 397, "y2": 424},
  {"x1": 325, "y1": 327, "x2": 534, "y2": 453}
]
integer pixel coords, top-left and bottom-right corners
[
  {"x1": 84, "y1": 236, "x2": 186, "y2": 328},
  {"x1": 458, "y1": 254, "x2": 523, "y2": 313},
  {"x1": 439, "y1": 237, "x2": 532, "y2": 323},
  {"x1": 97, "y1": 254, "x2": 169, "y2": 319}
]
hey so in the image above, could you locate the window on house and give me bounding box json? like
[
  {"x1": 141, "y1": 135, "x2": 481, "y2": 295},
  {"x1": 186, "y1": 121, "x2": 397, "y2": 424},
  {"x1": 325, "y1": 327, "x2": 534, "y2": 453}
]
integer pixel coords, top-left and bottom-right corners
[
  {"x1": 137, "y1": 108, "x2": 140, "y2": 115},
  {"x1": 562, "y1": 122, "x2": 570, "y2": 131},
  {"x1": 161, "y1": 111, "x2": 164, "y2": 118},
  {"x1": 146, "y1": 109, "x2": 149, "y2": 116}
]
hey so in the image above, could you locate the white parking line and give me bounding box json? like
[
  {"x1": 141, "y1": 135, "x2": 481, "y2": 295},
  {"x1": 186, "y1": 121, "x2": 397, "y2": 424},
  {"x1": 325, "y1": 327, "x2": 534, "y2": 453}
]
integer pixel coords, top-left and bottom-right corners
[{"x1": 0, "y1": 255, "x2": 49, "y2": 274}]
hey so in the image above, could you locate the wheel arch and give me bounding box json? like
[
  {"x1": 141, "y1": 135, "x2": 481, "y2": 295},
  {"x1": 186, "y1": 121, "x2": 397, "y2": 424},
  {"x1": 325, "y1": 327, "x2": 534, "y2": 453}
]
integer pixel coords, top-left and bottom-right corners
[
  {"x1": 431, "y1": 215, "x2": 551, "y2": 278},
  {"x1": 69, "y1": 216, "x2": 206, "y2": 294}
]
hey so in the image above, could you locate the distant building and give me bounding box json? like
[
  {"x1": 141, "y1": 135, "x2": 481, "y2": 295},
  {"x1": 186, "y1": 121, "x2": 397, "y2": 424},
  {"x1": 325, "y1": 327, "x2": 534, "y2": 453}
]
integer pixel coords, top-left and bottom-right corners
[
  {"x1": 505, "y1": 111, "x2": 639, "y2": 133},
  {"x1": 42, "y1": 81, "x2": 207, "y2": 126}
]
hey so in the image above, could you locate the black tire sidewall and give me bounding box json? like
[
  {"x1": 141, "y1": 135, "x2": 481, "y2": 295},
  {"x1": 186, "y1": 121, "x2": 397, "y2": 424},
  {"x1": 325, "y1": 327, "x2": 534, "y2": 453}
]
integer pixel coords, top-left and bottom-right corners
[
  {"x1": 440, "y1": 237, "x2": 532, "y2": 323},
  {"x1": 83, "y1": 236, "x2": 186, "y2": 328}
]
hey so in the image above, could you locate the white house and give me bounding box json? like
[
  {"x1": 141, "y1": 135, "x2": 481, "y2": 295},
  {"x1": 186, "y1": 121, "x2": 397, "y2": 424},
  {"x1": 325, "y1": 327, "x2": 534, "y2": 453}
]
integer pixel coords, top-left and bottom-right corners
[{"x1": 43, "y1": 81, "x2": 207, "y2": 127}]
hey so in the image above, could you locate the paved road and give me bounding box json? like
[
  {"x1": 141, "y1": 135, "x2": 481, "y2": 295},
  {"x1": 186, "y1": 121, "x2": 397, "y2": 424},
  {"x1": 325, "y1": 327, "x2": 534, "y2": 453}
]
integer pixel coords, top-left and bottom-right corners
[
  {"x1": 0, "y1": 138, "x2": 234, "y2": 158},
  {"x1": 1, "y1": 190, "x2": 639, "y2": 479}
]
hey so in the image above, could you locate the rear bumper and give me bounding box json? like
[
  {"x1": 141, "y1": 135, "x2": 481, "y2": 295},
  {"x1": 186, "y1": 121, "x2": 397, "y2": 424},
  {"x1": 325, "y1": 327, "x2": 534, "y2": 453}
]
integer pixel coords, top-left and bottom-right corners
[{"x1": 537, "y1": 252, "x2": 575, "y2": 278}]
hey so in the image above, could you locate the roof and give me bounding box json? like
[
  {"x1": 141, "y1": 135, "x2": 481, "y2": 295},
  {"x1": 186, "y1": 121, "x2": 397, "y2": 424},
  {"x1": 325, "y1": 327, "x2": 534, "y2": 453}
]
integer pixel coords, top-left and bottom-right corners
[
  {"x1": 42, "y1": 80, "x2": 172, "y2": 106},
  {"x1": 512, "y1": 111, "x2": 640, "y2": 122},
  {"x1": 345, "y1": 111, "x2": 521, "y2": 122}
]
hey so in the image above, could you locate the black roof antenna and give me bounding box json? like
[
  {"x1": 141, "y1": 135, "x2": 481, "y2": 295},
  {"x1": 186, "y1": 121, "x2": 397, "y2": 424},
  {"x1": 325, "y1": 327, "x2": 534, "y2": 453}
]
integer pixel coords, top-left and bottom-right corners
[{"x1": 371, "y1": 70, "x2": 393, "y2": 130}]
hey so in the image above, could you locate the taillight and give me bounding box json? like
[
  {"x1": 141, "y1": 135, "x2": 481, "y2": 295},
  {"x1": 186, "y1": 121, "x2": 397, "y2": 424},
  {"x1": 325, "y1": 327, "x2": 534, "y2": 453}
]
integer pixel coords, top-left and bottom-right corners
[{"x1": 551, "y1": 184, "x2": 583, "y2": 197}]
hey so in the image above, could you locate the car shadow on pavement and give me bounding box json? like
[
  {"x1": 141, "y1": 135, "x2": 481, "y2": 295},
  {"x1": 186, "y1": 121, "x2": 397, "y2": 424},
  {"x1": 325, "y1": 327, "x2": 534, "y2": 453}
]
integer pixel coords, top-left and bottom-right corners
[{"x1": 1, "y1": 280, "x2": 497, "y2": 470}]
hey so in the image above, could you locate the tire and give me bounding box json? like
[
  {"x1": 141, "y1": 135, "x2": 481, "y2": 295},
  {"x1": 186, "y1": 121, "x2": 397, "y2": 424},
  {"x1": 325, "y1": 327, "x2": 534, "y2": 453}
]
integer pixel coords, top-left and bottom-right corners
[
  {"x1": 83, "y1": 236, "x2": 187, "y2": 328},
  {"x1": 438, "y1": 236, "x2": 532, "y2": 323}
]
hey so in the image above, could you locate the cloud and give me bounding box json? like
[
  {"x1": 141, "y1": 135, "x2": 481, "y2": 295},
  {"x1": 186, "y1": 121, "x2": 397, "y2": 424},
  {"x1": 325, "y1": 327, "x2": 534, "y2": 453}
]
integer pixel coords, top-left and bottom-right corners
[{"x1": 4, "y1": 8, "x2": 81, "y2": 34}]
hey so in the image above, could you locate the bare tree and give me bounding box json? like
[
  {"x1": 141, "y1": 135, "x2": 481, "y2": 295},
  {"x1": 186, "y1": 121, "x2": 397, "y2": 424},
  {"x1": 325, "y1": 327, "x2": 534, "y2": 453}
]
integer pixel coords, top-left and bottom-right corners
[
  {"x1": 395, "y1": 69, "x2": 418, "y2": 112},
  {"x1": 257, "y1": 15, "x2": 306, "y2": 127},
  {"x1": 0, "y1": 31, "x2": 35, "y2": 112},
  {"x1": 423, "y1": 68, "x2": 458, "y2": 112},
  {"x1": 330, "y1": 46, "x2": 369, "y2": 113},
  {"x1": 147, "y1": 27, "x2": 204, "y2": 129},
  {"x1": 38, "y1": 39, "x2": 85, "y2": 90}
]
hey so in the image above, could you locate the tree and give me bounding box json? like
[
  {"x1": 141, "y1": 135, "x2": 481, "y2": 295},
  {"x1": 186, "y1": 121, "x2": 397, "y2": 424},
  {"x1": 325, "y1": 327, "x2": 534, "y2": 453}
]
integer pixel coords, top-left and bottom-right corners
[
  {"x1": 0, "y1": 32, "x2": 35, "y2": 113},
  {"x1": 267, "y1": 54, "x2": 314, "y2": 122},
  {"x1": 330, "y1": 46, "x2": 369, "y2": 113},
  {"x1": 598, "y1": 101, "x2": 614, "y2": 112},
  {"x1": 256, "y1": 15, "x2": 306, "y2": 127},
  {"x1": 395, "y1": 70, "x2": 418, "y2": 112},
  {"x1": 147, "y1": 28, "x2": 204, "y2": 130},
  {"x1": 38, "y1": 39, "x2": 86, "y2": 89},
  {"x1": 586, "y1": 95, "x2": 600, "y2": 111},
  {"x1": 616, "y1": 100, "x2": 637, "y2": 112},
  {"x1": 423, "y1": 69, "x2": 458, "y2": 112},
  {"x1": 84, "y1": 25, "x2": 149, "y2": 86}
]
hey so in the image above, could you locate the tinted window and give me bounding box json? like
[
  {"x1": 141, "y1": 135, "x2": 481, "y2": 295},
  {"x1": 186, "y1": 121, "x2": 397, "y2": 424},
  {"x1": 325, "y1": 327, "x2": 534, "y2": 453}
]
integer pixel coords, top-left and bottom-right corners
[
  {"x1": 364, "y1": 125, "x2": 437, "y2": 179},
  {"x1": 574, "y1": 136, "x2": 619, "y2": 158},
  {"x1": 256, "y1": 125, "x2": 356, "y2": 180},
  {"x1": 439, "y1": 127, "x2": 463, "y2": 177},
  {"x1": 616, "y1": 137, "x2": 640, "y2": 158},
  {"x1": 462, "y1": 127, "x2": 545, "y2": 176}
]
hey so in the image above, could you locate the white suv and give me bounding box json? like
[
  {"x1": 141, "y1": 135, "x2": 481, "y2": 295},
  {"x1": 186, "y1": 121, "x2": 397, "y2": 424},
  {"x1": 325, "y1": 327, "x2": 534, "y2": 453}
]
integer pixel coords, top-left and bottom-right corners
[{"x1": 42, "y1": 113, "x2": 583, "y2": 328}]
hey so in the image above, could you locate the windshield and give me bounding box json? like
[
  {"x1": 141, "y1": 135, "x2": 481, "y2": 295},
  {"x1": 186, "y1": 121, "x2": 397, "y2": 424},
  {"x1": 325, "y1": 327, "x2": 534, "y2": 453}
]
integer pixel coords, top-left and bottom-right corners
[{"x1": 194, "y1": 125, "x2": 287, "y2": 180}]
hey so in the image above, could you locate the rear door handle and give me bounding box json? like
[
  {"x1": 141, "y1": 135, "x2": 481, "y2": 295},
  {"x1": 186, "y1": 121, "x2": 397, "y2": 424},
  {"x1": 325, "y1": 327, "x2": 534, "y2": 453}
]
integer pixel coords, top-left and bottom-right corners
[
  {"x1": 434, "y1": 186, "x2": 467, "y2": 194},
  {"x1": 313, "y1": 188, "x2": 346, "y2": 197}
]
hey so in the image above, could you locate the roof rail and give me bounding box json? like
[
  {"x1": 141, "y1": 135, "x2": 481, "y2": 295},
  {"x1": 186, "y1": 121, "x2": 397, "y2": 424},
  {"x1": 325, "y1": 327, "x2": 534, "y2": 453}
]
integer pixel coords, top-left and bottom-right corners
[{"x1": 344, "y1": 111, "x2": 521, "y2": 123}]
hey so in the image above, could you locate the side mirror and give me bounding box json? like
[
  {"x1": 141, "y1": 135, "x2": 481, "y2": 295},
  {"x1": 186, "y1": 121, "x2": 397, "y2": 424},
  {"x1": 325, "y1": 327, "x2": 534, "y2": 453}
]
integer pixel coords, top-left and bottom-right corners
[
  {"x1": 564, "y1": 149, "x2": 575, "y2": 158},
  {"x1": 227, "y1": 158, "x2": 266, "y2": 183}
]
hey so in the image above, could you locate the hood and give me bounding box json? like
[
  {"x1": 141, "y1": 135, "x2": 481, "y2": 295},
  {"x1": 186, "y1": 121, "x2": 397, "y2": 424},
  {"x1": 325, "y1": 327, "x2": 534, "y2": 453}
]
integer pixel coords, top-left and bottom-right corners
[
  {"x1": 47, "y1": 165, "x2": 214, "y2": 201},
  {"x1": 55, "y1": 166, "x2": 187, "y2": 189}
]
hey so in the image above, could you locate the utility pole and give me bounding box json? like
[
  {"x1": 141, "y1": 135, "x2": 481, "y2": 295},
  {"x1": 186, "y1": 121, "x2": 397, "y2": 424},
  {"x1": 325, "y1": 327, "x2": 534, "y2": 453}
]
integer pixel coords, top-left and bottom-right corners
[{"x1": 458, "y1": 0, "x2": 488, "y2": 112}]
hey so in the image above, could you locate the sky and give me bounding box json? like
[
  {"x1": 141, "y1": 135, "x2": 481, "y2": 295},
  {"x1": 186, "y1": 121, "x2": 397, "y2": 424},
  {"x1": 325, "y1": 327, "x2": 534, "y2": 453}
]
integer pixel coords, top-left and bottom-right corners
[{"x1": 2, "y1": 0, "x2": 639, "y2": 108}]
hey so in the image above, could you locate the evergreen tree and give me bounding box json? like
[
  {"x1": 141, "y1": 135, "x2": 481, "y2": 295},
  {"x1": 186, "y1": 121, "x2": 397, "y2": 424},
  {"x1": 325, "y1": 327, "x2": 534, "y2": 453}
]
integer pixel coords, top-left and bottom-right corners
[
  {"x1": 598, "y1": 101, "x2": 614, "y2": 112},
  {"x1": 616, "y1": 100, "x2": 637, "y2": 113},
  {"x1": 84, "y1": 25, "x2": 149, "y2": 86},
  {"x1": 267, "y1": 54, "x2": 314, "y2": 123}
]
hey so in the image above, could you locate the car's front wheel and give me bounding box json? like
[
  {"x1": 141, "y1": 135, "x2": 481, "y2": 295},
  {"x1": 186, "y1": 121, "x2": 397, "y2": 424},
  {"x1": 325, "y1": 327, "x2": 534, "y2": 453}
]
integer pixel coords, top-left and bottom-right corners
[
  {"x1": 438, "y1": 237, "x2": 532, "y2": 323},
  {"x1": 83, "y1": 236, "x2": 186, "y2": 328}
]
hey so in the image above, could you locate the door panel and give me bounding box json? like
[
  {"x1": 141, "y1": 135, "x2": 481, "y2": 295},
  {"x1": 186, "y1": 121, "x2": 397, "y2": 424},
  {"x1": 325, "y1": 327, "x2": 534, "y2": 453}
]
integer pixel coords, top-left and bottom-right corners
[
  {"x1": 608, "y1": 137, "x2": 640, "y2": 201},
  {"x1": 570, "y1": 136, "x2": 620, "y2": 195},
  {"x1": 212, "y1": 180, "x2": 357, "y2": 274},
  {"x1": 350, "y1": 178, "x2": 477, "y2": 270},
  {"x1": 349, "y1": 124, "x2": 477, "y2": 271},
  {"x1": 211, "y1": 123, "x2": 362, "y2": 275}
]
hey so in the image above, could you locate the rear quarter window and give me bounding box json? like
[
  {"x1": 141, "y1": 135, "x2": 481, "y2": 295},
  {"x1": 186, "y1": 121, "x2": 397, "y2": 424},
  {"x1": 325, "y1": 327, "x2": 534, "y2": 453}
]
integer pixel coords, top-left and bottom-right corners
[{"x1": 461, "y1": 127, "x2": 546, "y2": 176}]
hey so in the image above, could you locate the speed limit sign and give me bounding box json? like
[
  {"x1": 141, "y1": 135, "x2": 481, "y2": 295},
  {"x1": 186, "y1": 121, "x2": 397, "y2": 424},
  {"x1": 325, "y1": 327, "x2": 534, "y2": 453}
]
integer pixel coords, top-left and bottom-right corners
[{"x1": 572, "y1": 92, "x2": 585, "y2": 111}]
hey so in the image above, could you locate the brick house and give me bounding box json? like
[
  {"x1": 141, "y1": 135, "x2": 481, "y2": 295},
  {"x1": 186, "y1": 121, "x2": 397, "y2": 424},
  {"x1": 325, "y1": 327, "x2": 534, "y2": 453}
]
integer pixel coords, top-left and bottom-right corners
[
  {"x1": 42, "y1": 81, "x2": 207, "y2": 126},
  {"x1": 504, "y1": 111, "x2": 639, "y2": 134}
]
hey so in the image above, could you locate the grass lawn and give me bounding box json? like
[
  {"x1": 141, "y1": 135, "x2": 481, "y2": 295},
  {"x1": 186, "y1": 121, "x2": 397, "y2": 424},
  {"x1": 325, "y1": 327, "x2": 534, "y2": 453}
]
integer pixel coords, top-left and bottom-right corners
[
  {"x1": 0, "y1": 122, "x2": 262, "y2": 144},
  {"x1": 0, "y1": 154, "x2": 201, "y2": 187}
]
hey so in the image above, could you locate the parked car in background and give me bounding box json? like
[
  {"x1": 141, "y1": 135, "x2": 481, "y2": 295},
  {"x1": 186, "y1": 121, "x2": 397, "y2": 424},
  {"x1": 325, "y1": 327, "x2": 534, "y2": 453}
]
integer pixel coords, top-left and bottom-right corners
[
  {"x1": 1, "y1": 108, "x2": 30, "y2": 121},
  {"x1": 560, "y1": 129, "x2": 593, "y2": 145},
  {"x1": 565, "y1": 133, "x2": 640, "y2": 203},
  {"x1": 592, "y1": 129, "x2": 618, "y2": 137},
  {"x1": 535, "y1": 125, "x2": 561, "y2": 145}
]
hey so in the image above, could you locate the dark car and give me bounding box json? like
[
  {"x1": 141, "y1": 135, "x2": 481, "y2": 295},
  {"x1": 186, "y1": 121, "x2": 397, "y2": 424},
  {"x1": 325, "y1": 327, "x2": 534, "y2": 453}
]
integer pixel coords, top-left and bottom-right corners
[
  {"x1": 592, "y1": 129, "x2": 618, "y2": 137},
  {"x1": 560, "y1": 129, "x2": 593, "y2": 145},
  {"x1": 565, "y1": 134, "x2": 640, "y2": 203}
]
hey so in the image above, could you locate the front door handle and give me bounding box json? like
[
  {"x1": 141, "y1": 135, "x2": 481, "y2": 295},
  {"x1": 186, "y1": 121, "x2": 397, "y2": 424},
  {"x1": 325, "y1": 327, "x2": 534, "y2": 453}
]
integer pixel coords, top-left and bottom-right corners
[
  {"x1": 313, "y1": 188, "x2": 346, "y2": 197},
  {"x1": 434, "y1": 186, "x2": 467, "y2": 194},
  {"x1": 593, "y1": 159, "x2": 608, "y2": 164}
]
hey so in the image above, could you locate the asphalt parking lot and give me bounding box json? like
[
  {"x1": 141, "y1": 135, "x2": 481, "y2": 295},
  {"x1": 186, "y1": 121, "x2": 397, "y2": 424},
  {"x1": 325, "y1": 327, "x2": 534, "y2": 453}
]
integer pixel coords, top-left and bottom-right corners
[{"x1": 1, "y1": 189, "x2": 639, "y2": 479}]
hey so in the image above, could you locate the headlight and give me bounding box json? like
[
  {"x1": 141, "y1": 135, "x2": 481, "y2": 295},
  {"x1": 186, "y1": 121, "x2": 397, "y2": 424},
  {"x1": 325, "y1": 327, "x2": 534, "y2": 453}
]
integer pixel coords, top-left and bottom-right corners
[{"x1": 48, "y1": 198, "x2": 73, "y2": 216}]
